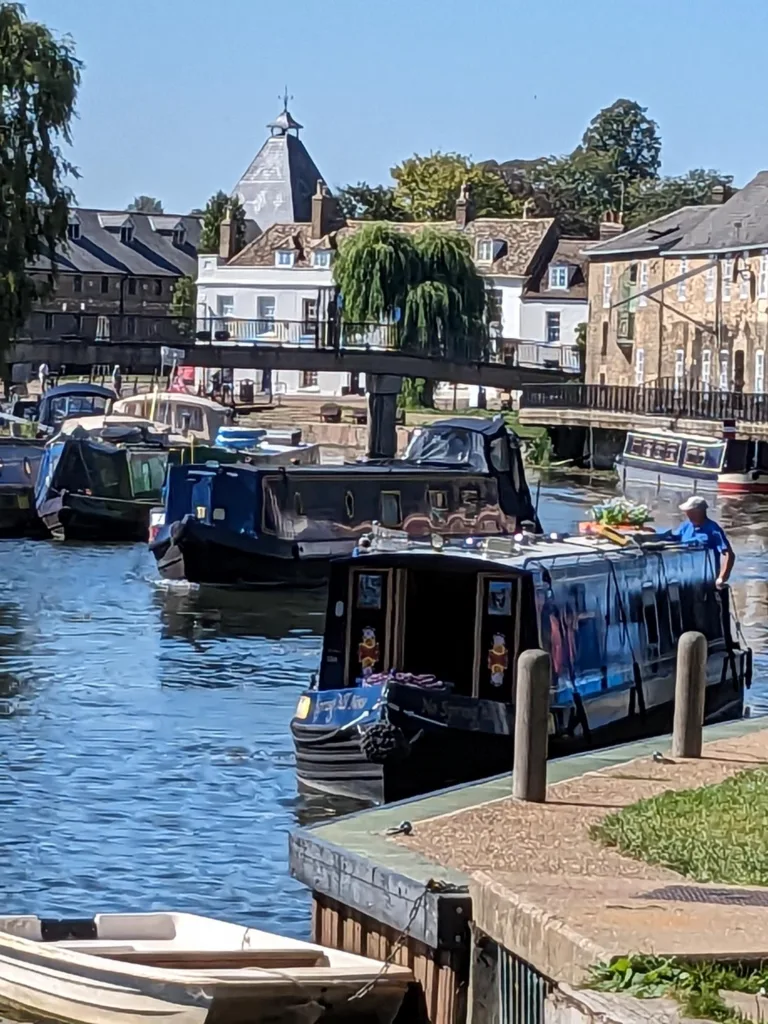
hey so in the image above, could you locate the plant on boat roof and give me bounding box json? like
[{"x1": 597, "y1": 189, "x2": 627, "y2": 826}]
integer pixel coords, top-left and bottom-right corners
[{"x1": 591, "y1": 497, "x2": 651, "y2": 526}]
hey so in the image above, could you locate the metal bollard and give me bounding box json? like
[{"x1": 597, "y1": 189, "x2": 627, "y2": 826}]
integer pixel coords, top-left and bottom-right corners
[
  {"x1": 672, "y1": 631, "x2": 707, "y2": 759},
  {"x1": 513, "y1": 649, "x2": 552, "y2": 802}
]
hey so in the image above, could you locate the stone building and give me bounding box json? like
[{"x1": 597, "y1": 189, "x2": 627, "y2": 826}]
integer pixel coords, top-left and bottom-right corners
[{"x1": 584, "y1": 172, "x2": 768, "y2": 394}]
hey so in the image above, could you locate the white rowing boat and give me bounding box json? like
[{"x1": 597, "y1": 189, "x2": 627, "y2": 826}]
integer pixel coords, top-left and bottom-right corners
[{"x1": 0, "y1": 911, "x2": 412, "y2": 1024}]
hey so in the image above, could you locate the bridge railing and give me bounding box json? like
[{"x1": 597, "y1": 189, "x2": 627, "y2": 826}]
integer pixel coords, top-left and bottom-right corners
[{"x1": 520, "y1": 381, "x2": 768, "y2": 423}]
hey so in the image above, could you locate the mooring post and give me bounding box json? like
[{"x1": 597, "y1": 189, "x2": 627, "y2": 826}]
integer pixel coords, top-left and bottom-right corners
[
  {"x1": 513, "y1": 649, "x2": 551, "y2": 802},
  {"x1": 366, "y1": 373, "x2": 402, "y2": 459},
  {"x1": 672, "y1": 631, "x2": 708, "y2": 759}
]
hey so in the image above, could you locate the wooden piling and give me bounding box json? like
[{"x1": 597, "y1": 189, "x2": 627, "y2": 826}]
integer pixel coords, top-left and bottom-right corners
[
  {"x1": 672, "y1": 631, "x2": 707, "y2": 759},
  {"x1": 513, "y1": 649, "x2": 551, "y2": 802}
]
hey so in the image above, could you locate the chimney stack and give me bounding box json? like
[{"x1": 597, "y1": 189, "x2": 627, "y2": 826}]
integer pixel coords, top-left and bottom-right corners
[
  {"x1": 219, "y1": 213, "x2": 238, "y2": 261},
  {"x1": 599, "y1": 210, "x2": 625, "y2": 242},
  {"x1": 711, "y1": 183, "x2": 726, "y2": 205},
  {"x1": 312, "y1": 180, "x2": 334, "y2": 240},
  {"x1": 456, "y1": 182, "x2": 474, "y2": 229}
]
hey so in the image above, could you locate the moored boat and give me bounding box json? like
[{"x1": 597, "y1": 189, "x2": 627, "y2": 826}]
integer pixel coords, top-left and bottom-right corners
[
  {"x1": 0, "y1": 910, "x2": 411, "y2": 1024},
  {"x1": 617, "y1": 427, "x2": 768, "y2": 495},
  {"x1": 290, "y1": 525, "x2": 750, "y2": 804},
  {"x1": 0, "y1": 439, "x2": 44, "y2": 536},
  {"x1": 150, "y1": 416, "x2": 539, "y2": 587}
]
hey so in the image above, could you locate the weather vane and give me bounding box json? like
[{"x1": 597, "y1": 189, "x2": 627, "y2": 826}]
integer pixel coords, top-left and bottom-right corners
[{"x1": 280, "y1": 86, "x2": 293, "y2": 111}]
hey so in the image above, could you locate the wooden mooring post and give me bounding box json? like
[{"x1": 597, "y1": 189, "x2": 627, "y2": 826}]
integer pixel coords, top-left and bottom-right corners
[
  {"x1": 513, "y1": 649, "x2": 551, "y2": 802},
  {"x1": 672, "y1": 631, "x2": 707, "y2": 759}
]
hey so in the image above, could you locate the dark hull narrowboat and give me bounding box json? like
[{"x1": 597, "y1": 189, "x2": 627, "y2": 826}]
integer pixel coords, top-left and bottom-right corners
[
  {"x1": 37, "y1": 492, "x2": 155, "y2": 542},
  {"x1": 290, "y1": 530, "x2": 750, "y2": 804},
  {"x1": 150, "y1": 416, "x2": 539, "y2": 588},
  {"x1": 0, "y1": 439, "x2": 44, "y2": 536},
  {"x1": 617, "y1": 428, "x2": 768, "y2": 495}
]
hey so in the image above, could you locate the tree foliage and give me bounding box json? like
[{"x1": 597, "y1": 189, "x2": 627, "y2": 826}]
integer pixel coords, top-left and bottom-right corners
[
  {"x1": 127, "y1": 195, "x2": 164, "y2": 214},
  {"x1": 198, "y1": 191, "x2": 247, "y2": 254},
  {"x1": 391, "y1": 152, "x2": 520, "y2": 221},
  {"x1": 336, "y1": 182, "x2": 404, "y2": 221},
  {"x1": 0, "y1": 2, "x2": 81, "y2": 362},
  {"x1": 169, "y1": 275, "x2": 196, "y2": 334},
  {"x1": 579, "y1": 99, "x2": 661, "y2": 182},
  {"x1": 625, "y1": 169, "x2": 734, "y2": 228}
]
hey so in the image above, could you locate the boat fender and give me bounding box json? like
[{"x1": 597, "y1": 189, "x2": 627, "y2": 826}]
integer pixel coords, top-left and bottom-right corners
[{"x1": 360, "y1": 721, "x2": 410, "y2": 764}]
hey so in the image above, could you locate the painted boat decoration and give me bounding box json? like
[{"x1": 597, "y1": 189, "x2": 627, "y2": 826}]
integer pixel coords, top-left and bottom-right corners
[{"x1": 0, "y1": 910, "x2": 411, "y2": 1024}]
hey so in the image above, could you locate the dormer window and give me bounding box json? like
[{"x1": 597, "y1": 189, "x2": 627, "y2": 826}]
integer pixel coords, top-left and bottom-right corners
[
  {"x1": 548, "y1": 265, "x2": 570, "y2": 289},
  {"x1": 313, "y1": 250, "x2": 331, "y2": 268},
  {"x1": 172, "y1": 226, "x2": 186, "y2": 246},
  {"x1": 67, "y1": 220, "x2": 80, "y2": 241},
  {"x1": 477, "y1": 239, "x2": 494, "y2": 262},
  {"x1": 120, "y1": 224, "x2": 134, "y2": 244},
  {"x1": 276, "y1": 250, "x2": 295, "y2": 267}
]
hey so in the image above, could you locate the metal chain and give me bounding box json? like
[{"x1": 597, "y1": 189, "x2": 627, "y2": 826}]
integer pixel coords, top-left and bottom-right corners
[{"x1": 347, "y1": 878, "x2": 468, "y2": 1003}]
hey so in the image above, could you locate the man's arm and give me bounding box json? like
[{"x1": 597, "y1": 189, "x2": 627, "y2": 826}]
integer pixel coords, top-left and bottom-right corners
[{"x1": 717, "y1": 529, "x2": 735, "y2": 585}]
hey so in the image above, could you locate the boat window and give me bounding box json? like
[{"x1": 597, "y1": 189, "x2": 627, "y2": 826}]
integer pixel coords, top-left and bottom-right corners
[
  {"x1": 127, "y1": 452, "x2": 168, "y2": 499},
  {"x1": 379, "y1": 491, "x2": 402, "y2": 527},
  {"x1": 347, "y1": 570, "x2": 391, "y2": 685},
  {"x1": 402, "y1": 426, "x2": 488, "y2": 472},
  {"x1": 723, "y1": 440, "x2": 750, "y2": 474},
  {"x1": 668, "y1": 580, "x2": 683, "y2": 638},
  {"x1": 641, "y1": 583, "x2": 660, "y2": 670},
  {"x1": 294, "y1": 491, "x2": 304, "y2": 516},
  {"x1": 489, "y1": 435, "x2": 510, "y2": 472},
  {"x1": 80, "y1": 445, "x2": 131, "y2": 498},
  {"x1": 683, "y1": 442, "x2": 724, "y2": 471},
  {"x1": 174, "y1": 404, "x2": 204, "y2": 432},
  {"x1": 460, "y1": 487, "x2": 480, "y2": 520},
  {"x1": 626, "y1": 434, "x2": 681, "y2": 464},
  {"x1": 755, "y1": 442, "x2": 768, "y2": 471},
  {"x1": 155, "y1": 402, "x2": 173, "y2": 425},
  {"x1": 344, "y1": 491, "x2": 354, "y2": 520},
  {"x1": 47, "y1": 394, "x2": 110, "y2": 426},
  {"x1": 428, "y1": 489, "x2": 447, "y2": 525}
]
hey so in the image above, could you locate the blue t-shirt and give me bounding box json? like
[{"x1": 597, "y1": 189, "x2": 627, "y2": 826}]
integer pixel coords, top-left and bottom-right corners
[{"x1": 670, "y1": 518, "x2": 730, "y2": 567}]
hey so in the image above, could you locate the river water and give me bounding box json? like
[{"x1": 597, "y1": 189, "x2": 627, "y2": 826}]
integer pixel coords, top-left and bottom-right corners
[{"x1": 1, "y1": 477, "x2": 768, "y2": 940}]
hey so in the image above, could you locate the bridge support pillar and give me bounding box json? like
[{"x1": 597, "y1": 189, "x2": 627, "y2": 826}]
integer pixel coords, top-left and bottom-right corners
[{"x1": 366, "y1": 374, "x2": 402, "y2": 459}]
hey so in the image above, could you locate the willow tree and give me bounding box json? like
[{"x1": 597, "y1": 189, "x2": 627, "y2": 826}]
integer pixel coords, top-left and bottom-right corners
[
  {"x1": 332, "y1": 223, "x2": 419, "y2": 322},
  {"x1": 0, "y1": 3, "x2": 81, "y2": 366}
]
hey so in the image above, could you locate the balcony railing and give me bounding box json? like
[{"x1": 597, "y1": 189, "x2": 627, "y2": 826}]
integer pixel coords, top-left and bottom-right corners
[{"x1": 520, "y1": 381, "x2": 768, "y2": 423}]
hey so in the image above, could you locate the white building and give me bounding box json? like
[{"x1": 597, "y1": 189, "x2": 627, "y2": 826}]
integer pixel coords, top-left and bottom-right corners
[{"x1": 196, "y1": 104, "x2": 587, "y2": 399}]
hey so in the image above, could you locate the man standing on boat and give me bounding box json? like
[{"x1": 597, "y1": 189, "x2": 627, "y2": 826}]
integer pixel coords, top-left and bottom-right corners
[{"x1": 668, "y1": 496, "x2": 735, "y2": 588}]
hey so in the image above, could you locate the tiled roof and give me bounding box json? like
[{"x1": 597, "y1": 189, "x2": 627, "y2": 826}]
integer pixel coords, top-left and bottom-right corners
[
  {"x1": 524, "y1": 237, "x2": 590, "y2": 301},
  {"x1": 582, "y1": 206, "x2": 716, "y2": 259},
  {"x1": 669, "y1": 171, "x2": 768, "y2": 254},
  {"x1": 229, "y1": 215, "x2": 557, "y2": 277},
  {"x1": 32, "y1": 208, "x2": 202, "y2": 277}
]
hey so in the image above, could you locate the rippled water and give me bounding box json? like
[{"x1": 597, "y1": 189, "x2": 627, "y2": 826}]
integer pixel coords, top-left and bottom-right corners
[{"x1": 1, "y1": 478, "x2": 767, "y2": 940}]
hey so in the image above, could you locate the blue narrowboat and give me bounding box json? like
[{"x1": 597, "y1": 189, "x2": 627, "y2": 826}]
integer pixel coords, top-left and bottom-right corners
[{"x1": 290, "y1": 527, "x2": 750, "y2": 803}]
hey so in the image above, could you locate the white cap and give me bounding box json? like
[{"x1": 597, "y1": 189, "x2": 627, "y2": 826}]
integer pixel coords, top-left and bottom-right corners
[{"x1": 679, "y1": 495, "x2": 708, "y2": 512}]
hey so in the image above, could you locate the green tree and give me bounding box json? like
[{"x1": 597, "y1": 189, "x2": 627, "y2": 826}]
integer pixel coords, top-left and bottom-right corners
[
  {"x1": 333, "y1": 223, "x2": 420, "y2": 322},
  {"x1": 0, "y1": 2, "x2": 81, "y2": 365},
  {"x1": 625, "y1": 169, "x2": 734, "y2": 228},
  {"x1": 336, "y1": 182, "x2": 404, "y2": 221},
  {"x1": 391, "y1": 152, "x2": 521, "y2": 221},
  {"x1": 198, "y1": 191, "x2": 247, "y2": 254},
  {"x1": 579, "y1": 98, "x2": 661, "y2": 182},
  {"x1": 169, "y1": 275, "x2": 196, "y2": 336},
  {"x1": 127, "y1": 195, "x2": 164, "y2": 214}
]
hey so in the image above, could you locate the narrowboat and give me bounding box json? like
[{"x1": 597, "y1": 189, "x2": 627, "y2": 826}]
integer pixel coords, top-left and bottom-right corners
[
  {"x1": 290, "y1": 526, "x2": 750, "y2": 803},
  {"x1": 617, "y1": 428, "x2": 768, "y2": 494},
  {"x1": 0, "y1": 439, "x2": 44, "y2": 536},
  {"x1": 149, "y1": 416, "x2": 539, "y2": 587}
]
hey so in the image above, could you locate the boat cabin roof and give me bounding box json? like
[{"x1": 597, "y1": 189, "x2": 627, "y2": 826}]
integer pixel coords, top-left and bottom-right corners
[
  {"x1": 113, "y1": 393, "x2": 226, "y2": 413},
  {"x1": 426, "y1": 415, "x2": 512, "y2": 438},
  {"x1": 43, "y1": 383, "x2": 116, "y2": 401},
  {"x1": 627, "y1": 428, "x2": 724, "y2": 446}
]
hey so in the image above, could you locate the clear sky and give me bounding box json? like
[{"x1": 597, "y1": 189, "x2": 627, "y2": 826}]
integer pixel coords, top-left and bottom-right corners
[{"x1": 24, "y1": 0, "x2": 768, "y2": 214}]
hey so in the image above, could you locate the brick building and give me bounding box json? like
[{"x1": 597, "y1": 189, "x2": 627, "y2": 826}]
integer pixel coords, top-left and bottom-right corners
[{"x1": 584, "y1": 172, "x2": 768, "y2": 395}]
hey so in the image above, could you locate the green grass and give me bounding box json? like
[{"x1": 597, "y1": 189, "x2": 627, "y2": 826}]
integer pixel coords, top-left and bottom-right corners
[
  {"x1": 589, "y1": 955, "x2": 768, "y2": 1022},
  {"x1": 591, "y1": 767, "x2": 768, "y2": 886}
]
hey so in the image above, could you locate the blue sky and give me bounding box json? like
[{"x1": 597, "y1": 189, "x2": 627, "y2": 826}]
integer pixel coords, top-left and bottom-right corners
[{"x1": 26, "y1": 0, "x2": 768, "y2": 214}]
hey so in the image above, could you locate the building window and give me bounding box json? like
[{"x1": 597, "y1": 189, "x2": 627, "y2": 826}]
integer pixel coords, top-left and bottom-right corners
[
  {"x1": 276, "y1": 250, "x2": 295, "y2": 267},
  {"x1": 100, "y1": 276, "x2": 109, "y2": 293},
  {"x1": 602, "y1": 264, "x2": 612, "y2": 308},
  {"x1": 705, "y1": 264, "x2": 716, "y2": 303},
  {"x1": 701, "y1": 348, "x2": 712, "y2": 393},
  {"x1": 677, "y1": 258, "x2": 688, "y2": 301},
  {"x1": 44, "y1": 312, "x2": 54, "y2": 331},
  {"x1": 73, "y1": 275, "x2": 82, "y2": 293},
  {"x1": 128, "y1": 278, "x2": 137, "y2": 296},
  {"x1": 599, "y1": 371, "x2": 606, "y2": 385},
  {"x1": 601, "y1": 321, "x2": 608, "y2": 356},
  {"x1": 635, "y1": 348, "x2": 645, "y2": 386},
  {"x1": 720, "y1": 350, "x2": 730, "y2": 391},
  {"x1": 723, "y1": 258, "x2": 733, "y2": 301},
  {"x1": 548, "y1": 265, "x2": 569, "y2": 289},
  {"x1": 125, "y1": 315, "x2": 136, "y2": 336},
  {"x1": 67, "y1": 222, "x2": 80, "y2": 241},
  {"x1": 301, "y1": 298, "x2": 318, "y2": 336},
  {"x1": 760, "y1": 257, "x2": 768, "y2": 299},
  {"x1": 674, "y1": 348, "x2": 685, "y2": 390},
  {"x1": 172, "y1": 226, "x2": 186, "y2": 246},
  {"x1": 313, "y1": 250, "x2": 331, "y2": 268},
  {"x1": 739, "y1": 258, "x2": 750, "y2": 300},
  {"x1": 120, "y1": 224, "x2": 134, "y2": 244},
  {"x1": 545, "y1": 311, "x2": 561, "y2": 343},
  {"x1": 300, "y1": 370, "x2": 318, "y2": 388},
  {"x1": 638, "y1": 261, "x2": 648, "y2": 306},
  {"x1": 153, "y1": 279, "x2": 162, "y2": 297},
  {"x1": 256, "y1": 295, "x2": 276, "y2": 332},
  {"x1": 217, "y1": 294, "x2": 234, "y2": 317},
  {"x1": 476, "y1": 239, "x2": 494, "y2": 262},
  {"x1": 756, "y1": 349, "x2": 766, "y2": 393}
]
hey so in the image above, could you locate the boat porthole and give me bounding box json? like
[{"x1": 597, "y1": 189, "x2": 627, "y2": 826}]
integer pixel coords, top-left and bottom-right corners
[
  {"x1": 294, "y1": 492, "x2": 304, "y2": 516},
  {"x1": 335, "y1": 600, "x2": 344, "y2": 617},
  {"x1": 345, "y1": 491, "x2": 354, "y2": 519}
]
